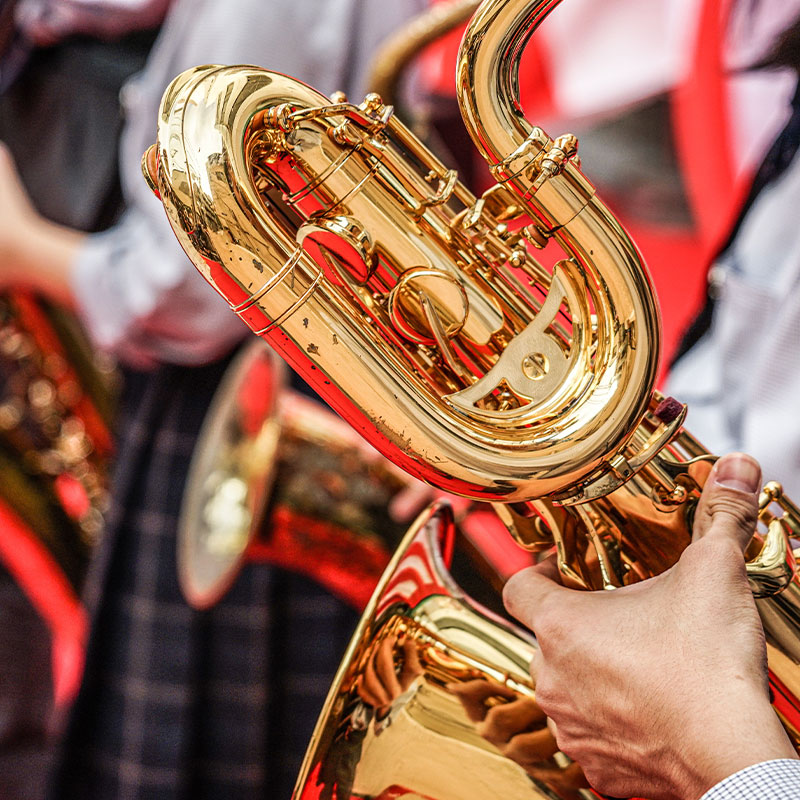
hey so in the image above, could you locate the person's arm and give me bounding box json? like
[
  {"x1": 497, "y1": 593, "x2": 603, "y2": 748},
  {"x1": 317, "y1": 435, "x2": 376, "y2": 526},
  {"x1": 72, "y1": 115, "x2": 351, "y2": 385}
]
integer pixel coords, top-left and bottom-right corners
[
  {"x1": 0, "y1": 142, "x2": 246, "y2": 366},
  {"x1": 0, "y1": 143, "x2": 84, "y2": 307},
  {"x1": 503, "y1": 452, "x2": 798, "y2": 800}
]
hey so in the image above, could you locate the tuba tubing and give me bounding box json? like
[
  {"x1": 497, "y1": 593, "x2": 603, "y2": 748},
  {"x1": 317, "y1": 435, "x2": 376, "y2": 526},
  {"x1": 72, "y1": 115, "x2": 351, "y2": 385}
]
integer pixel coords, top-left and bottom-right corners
[{"x1": 148, "y1": 50, "x2": 660, "y2": 503}]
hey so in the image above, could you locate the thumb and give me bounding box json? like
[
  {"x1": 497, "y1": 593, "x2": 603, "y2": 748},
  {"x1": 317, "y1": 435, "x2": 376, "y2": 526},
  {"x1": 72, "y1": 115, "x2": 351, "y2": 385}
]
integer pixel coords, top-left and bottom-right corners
[
  {"x1": 692, "y1": 452, "x2": 761, "y2": 552},
  {"x1": 503, "y1": 556, "x2": 565, "y2": 632}
]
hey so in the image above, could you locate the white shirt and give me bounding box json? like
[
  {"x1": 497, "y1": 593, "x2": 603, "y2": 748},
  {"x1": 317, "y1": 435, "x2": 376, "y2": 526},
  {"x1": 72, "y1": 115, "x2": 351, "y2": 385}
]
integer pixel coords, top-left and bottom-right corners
[
  {"x1": 667, "y1": 140, "x2": 800, "y2": 499},
  {"x1": 701, "y1": 759, "x2": 800, "y2": 799},
  {"x1": 71, "y1": 0, "x2": 425, "y2": 367}
]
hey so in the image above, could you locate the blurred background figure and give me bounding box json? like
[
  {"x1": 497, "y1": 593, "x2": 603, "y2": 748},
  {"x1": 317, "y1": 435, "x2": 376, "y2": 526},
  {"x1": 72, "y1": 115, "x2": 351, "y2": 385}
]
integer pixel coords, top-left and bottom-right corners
[
  {"x1": 668, "y1": 4, "x2": 800, "y2": 498},
  {"x1": 0, "y1": 1, "x2": 164, "y2": 797},
  {"x1": 2, "y1": 1, "x2": 443, "y2": 798}
]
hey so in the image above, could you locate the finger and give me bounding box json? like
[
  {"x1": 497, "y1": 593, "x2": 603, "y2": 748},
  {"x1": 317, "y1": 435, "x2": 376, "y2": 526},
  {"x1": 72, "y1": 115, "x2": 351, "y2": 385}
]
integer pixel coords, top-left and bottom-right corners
[
  {"x1": 447, "y1": 679, "x2": 517, "y2": 722},
  {"x1": 374, "y1": 636, "x2": 403, "y2": 700},
  {"x1": 503, "y1": 557, "x2": 566, "y2": 632},
  {"x1": 503, "y1": 727, "x2": 560, "y2": 765},
  {"x1": 361, "y1": 649, "x2": 392, "y2": 708},
  {"x1": 692, "y1": 452, "x2": 761, "y2": 552},
  {"x1": 355, "y1": 673, "x2": 384, "y2": 709},
  {"x1": 398, "y1": 638, "x2": 422, "y2": 690},
  {"x1": 478, "y1": 698, "x2": 547, "y2": 746}
]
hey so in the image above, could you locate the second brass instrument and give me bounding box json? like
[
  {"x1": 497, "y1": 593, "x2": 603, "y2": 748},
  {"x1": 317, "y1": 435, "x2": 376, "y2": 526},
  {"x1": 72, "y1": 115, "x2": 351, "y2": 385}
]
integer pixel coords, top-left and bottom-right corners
[{"x1": 144, "y1": 0, "x2": 800, "y2": 793}]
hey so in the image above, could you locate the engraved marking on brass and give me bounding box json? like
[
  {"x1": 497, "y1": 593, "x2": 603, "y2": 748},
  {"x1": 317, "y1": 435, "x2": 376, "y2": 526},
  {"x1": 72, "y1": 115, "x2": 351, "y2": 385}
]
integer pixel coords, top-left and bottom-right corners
[{"x1": 445, "y1": 271, "x2": 571, "y2": 420}]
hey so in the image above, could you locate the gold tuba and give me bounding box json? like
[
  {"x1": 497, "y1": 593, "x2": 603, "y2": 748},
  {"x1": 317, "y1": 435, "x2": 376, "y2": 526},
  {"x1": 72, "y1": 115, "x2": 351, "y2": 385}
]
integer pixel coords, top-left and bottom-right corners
[{"x1": 143, "y1": 0, "x2": 800, "y2": 794}]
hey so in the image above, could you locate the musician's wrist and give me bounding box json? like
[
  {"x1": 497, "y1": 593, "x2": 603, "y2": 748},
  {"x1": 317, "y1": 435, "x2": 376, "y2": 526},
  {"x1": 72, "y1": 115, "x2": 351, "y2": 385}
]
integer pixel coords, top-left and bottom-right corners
[{"x1": 682, "y1": 697, "x2": 797, "y2": 799}]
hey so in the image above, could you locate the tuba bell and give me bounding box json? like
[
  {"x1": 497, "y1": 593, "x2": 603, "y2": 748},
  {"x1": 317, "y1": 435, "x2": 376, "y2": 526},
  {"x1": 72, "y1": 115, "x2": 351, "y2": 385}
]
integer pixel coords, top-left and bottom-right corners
[{"x1": 143, "y1": 0, "x2": 800, "y2": 795}]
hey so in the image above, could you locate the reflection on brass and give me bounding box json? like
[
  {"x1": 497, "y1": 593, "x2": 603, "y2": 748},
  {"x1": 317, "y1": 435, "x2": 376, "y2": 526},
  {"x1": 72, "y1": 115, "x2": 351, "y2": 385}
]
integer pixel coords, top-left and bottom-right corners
[
  {"x1": 388, "y1": 268, "x2": 469, "y2": 345},
  {"x1": 295, "y1": 504, "x2": 592, "y2": 800},
  {"x1": 177, "y1": 342, "x2": 285, "y2": 608},
  {"x1": 178, "y1": 339, "x2": 426, "y2": 610},
  {"x1": 145, "y1": 0, "x2": 800, "y2": 792}
]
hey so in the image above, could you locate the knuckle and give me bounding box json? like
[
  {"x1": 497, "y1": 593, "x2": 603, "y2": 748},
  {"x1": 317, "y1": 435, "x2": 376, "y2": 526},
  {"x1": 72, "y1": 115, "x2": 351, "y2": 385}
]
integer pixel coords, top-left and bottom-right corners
[
  {"x1": 529, "y1": 605, "x2": 566, "y2": 644},
  {"x1": 482, "y1": 705, "x2": 509, "y2": 736},
  {"x1": 708, "y1": 491, "x2": 758, "y2": 532},
  {"x1": 552, "y1": 726, "x2": 580, "y2": 761},
  {"x1": 502, "y1": 570, "x2": 533, "y2": 620},
  {"x1": 476, "y1": 718, "x2": 504, "y2": 746},
  {"x1": 532, "y1": 682, "x2": 556, "y2": 718},
  {"x1": 582, "y1": 766, "x2": 624, "y2": 798},
  {"x1": 578, "y1": 753, "x2": 631, "y2": 797}
]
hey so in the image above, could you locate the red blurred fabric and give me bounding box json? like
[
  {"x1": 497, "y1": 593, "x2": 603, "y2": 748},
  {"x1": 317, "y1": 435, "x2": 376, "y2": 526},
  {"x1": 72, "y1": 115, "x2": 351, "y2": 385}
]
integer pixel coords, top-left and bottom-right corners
[
  {"x1": 419, "y1": 0, "x2": 752, "y2": 381},
  {"x1": 0, "y1": 500, "x2": 87, "y2": 708}
]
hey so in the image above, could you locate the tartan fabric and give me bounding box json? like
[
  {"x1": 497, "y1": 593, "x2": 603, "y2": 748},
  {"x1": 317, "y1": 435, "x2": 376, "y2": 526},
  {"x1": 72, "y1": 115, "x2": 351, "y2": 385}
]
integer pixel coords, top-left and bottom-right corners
[
  {"x1": 700, "y1": 759, "x2": 800, "y2": 799},
  {"x1": 48, "y1": 357, "x2": 359, "y2": 800},
  {"x1": 0, "y1": 565, "x2": 53, "y2": 800}
]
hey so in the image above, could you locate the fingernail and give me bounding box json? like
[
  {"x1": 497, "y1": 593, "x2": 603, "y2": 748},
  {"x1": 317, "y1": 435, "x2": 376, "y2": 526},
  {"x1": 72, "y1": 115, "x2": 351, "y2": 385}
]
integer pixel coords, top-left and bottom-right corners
[{"x1": 713, "y1": 453, "x2": 761, "y2": 494}]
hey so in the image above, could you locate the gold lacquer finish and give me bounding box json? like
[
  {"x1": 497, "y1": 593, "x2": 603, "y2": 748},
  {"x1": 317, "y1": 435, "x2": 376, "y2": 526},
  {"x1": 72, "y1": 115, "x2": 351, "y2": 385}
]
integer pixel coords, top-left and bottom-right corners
[
  {"x1": 144, "y1": 0, "x2": 800, "y2": 794},
  {"x1": 147, "y1": 57, "x2": 660, "y2": 502},
  {"x1": 296, "y1": 503, "x2": 593, "y2": 800},
  {"x1": 0, "y1": 292, "x2": 112, "y2": 589}
]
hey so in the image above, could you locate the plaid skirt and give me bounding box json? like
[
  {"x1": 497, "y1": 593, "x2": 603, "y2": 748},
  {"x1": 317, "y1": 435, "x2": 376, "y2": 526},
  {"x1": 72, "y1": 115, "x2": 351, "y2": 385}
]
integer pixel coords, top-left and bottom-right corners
[{"x1": 47, "y1": 356, "x2": 359, "y2": 800}]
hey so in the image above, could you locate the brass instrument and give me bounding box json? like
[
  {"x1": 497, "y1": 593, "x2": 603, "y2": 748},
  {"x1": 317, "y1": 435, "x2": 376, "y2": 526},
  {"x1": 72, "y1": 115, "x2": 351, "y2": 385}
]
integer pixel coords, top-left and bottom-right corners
[
  {"x1": 366, "y1": 0, "x2": 480, "y2": 108},
  {"x1": 177, "y1": 340, "x2": 285, "y2": 607},
  {"x1": 177, "y1": 339, "x2": 420, "y2": 609},
  {"x1": 143, "y1": 0, "x2": 800, "y2": 795},
  {"x1": 0, "y1": 290, "x2": 112, "y2": 590},
  {"x1": 178, "y1": 338, "x2": 517, "y2": 610}
]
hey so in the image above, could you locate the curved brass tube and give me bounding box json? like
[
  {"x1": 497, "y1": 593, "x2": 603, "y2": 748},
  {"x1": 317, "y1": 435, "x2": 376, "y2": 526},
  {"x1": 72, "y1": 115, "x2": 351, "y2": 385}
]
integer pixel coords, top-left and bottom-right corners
[
  {"x1": 458, "y1": 0, "x2": 661, "y2": 485},
  {"x1": 366, "y1": 0, "x2": 481, "y2": 105},
  {"x1": 149, "y1": 47, "x2": 662, "y2": 504}
]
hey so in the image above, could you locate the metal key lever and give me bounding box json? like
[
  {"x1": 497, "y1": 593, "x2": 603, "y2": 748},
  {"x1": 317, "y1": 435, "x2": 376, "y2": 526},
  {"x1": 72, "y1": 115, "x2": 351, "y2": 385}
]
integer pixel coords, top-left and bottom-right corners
[{"x1": 747, "y1": 482, "x2": 799, "y2": 599}]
